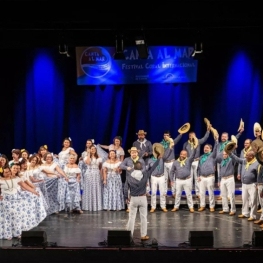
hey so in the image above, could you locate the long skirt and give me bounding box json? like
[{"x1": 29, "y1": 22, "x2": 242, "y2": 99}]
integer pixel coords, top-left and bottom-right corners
[
  {"x1": 81, "y1": 168, "x2": 103, "y2": 211},
  {"x1": 0, "y1": 190, "x2": 47, "y2": 240}
]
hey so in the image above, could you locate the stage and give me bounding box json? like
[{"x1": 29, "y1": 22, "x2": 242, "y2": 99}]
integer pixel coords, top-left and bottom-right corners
[{"x1": 1, "y1": 187, "x2": 263, "y2": 262}]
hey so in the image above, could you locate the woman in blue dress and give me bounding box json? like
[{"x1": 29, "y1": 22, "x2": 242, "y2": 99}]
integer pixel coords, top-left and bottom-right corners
[
  {"x1": 63, "y1": 154, "x2": 83, "y2": 213},
  {"x1": 0, "y1": 166, "x2": 46, "y2": 240},
  {"x1": 81, "y1": 145, "x2": 103, "y2": 211},
  {"x1": 102, "y1": 150, "x2": 124, "y2": 211}
]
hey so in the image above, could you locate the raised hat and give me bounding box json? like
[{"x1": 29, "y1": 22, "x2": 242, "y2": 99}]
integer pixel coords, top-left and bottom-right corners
[
  {"x1": 237, "y1": 118, "x2": 244, "y2": 132},
  {"x1": 178, "y1": 123, "x2": 190, "y2": 134},
  {"x1": 152, "y1": 143, "x2": 164, "y2": 159},
  {"x1": 204, "y1": 118, "x2": 210, "y2": 126},
  {"x1": 251, "y1": 138, "x2": 263, "y2": 153},
  {"x1": 224, "y1": 142, "x2": 236, "y2": 154},
  {"x1": 254, "y1": 122, "x2": 262, "y2": 137}
]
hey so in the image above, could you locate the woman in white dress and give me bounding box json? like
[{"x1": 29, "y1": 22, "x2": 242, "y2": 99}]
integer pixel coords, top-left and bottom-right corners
[
  {"x1": 102, "y1": 150, "x2": 124, "y2": 211},
  {"x1": 81, "y1": 145, "x2": 103, "y2": 211},
  {"x1": 0, "y1": 166, "x2": 45, "y2": 240},
  {"x1": 57, "y1": 137, "x2": 75, "y2": 169},
  {"x1": 64, "y1": 154, "x2": 83, "y2": 213},
  {"x1": 78, "y1": 139, "x2": 94, "y2": 176},
  {"x1": 38, "y1": 145, "x2": 48, "y2": 163},
  {"x1": 40, "y1": 152, "x2": 71, "y2": 215},
  {"x1": 98, "y1": 136, "x2": 125, "y2": 161}
]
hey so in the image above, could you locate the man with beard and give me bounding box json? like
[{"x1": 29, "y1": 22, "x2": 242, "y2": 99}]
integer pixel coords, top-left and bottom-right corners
[
  {"x1": 160, "y1": 123, "x2": 190, "y2": 200},
  {"x1": 215, "y1": 128, "x2": 244, "y2": 200},
  {"x1": 170, "y1": 137, "x2": 198, "y2": 212},
  {"x1": 197, "y1": 137, "x2": 219, "y2": 212},
  {"x1": 133, "y1": 130, "x2": 153, "y2": 196},
  {"x1": 229, "y1": 148, "x2": 258, "y2": 221},
  {"x1": 183, "y1": 125, "x2": 211, "y2": 198},
  {"x1": 132, "y1": 130, "x2": 153, "y2": 165}
]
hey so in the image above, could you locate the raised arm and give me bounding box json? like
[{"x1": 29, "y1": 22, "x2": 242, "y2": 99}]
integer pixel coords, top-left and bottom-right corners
[
  {"x1": 198, "y1": 131, "x2": 210, "y2": 145},
  {"x1": 173, "y1": 134, "x2": 183, "y2": 145},
  {"x1": 229, "y1": 152, "x2": 244, "y2": 164},
  {"x1": 98, "y1": 144, "x2": 110, "y2": 150}
]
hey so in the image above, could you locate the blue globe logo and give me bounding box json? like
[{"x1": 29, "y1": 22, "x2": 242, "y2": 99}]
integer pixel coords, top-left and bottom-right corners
[{"x1": 80, "y1": 47, "x2": 111, "y2": 78}]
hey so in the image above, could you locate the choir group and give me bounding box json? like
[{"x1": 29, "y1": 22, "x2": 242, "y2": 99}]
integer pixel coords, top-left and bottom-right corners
[{"x1": 1, "y1": 118, "x2": 263, "y2": 240}]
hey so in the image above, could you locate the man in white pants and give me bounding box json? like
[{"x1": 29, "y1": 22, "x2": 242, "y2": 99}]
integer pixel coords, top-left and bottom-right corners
[
  {"x1": 216, "y1": 148, "x2": 237, "y2": 215},
  {"x1": 197, "y1": 138, "x2": 219, "y2": 212},
  {"x1": 169, "y1": 137, "x2": 198, "y2": 212},
  {"x1": 183, "y1": 126, "x2": 211, "y2": 198},
  {"x1": 230, "y1": 148, "x2": 258, "y2": 221},
  {"x1": 148, "y1": 143, "x2": 171, "y2": 213},
  {"x1": 124, "y1": 148, "x2": 168, "y2": 241}
]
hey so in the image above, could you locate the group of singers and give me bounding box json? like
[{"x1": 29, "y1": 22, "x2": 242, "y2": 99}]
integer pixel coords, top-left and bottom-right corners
[{"x1": 1, "y1": 120, "x2": 263, "y2": 240}]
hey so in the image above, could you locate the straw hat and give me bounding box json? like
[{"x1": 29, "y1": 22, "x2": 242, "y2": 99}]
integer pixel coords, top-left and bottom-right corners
[
  {"x1": 237, "y1": 118, "x2": 244, "y2": 132},
  {"x1": 251, "y1": 138, "x2": 263, "y2": 153},
  {"x1": 204, "y1": 118, "x2": 210, "y2": 126},
  {"x1": 224, "y1": 142, "x2": 236, "y2": 154},
  {"x1": 254, "y1": 122, "x2": 262, "y2": 137},
  {"x1": 152, "y1": 143, "x2": 164, "y2": 159},
  {"x1": 128, "y1": 147, "x2": 140, "y2": 153},
  {"x1": 178, "y1": 123, "x2": 190, "y2": 134},
  {"x1": 231, "y1": 135, "x2": 237, "y2": 145},
  {"x1": 136, "y1": 130, "x2": 147, "y2": 135},
  {"x1": 210, "y1": 126, "x2": 219, "y2": 140}
]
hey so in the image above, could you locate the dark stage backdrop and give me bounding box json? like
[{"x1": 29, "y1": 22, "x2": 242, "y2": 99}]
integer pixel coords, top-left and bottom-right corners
[{"x1": 1, "y1": 44, "x2": 263, "y2": 160}]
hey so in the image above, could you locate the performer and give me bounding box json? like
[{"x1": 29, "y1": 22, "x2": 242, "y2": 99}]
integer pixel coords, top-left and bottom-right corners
[
  {"x1": 8, "y1": 149, "x2": 21, "y2": 167},
  {"x1": 148, "y1": 143, "x2": 172, "y2": 212},
  {"x1": 160, "y1": 123, "x2": 190, "y2": 198},
  {"x1": 40, "y1": 152, "x2": 71, "y2": 215},
  {"x1": 229, "y1": 145, "x2": 258, "y2": 221},
  {"x1": 124, "y1": 147, "x2": 165, "y2": 241},
  {"x1": 197, "y1": 137, "x2": 219, "y2": 212},
  {"x1": 132, "y1": 130, "x2": 153, "y2": 196},
  {"x1": 98, "y1": 136, "x2": 125, "y2": 162},
  {"x1": 183, "y1": 125, "x2": 211, "y2": 198},
  {"x1": 64, "y1": 154, "x2": 83, "y2": 213},
  {"x1": 216, "y1": 147, "x2": 237, "y2": 215},
  {"x1": 102, "y1": 150, "x2": 124, "y2": 211},
  {"x1": 38, "y1": 145, "x2": 48, "y2": 163},
  {"x1": 132, "y1": 130, "x2": 153, "y2": 165},
  {"x1": 81, "y1": 145, "x2": 103, "y2": 211},
  {"x1": 0, "y1": 167, "x2": 45, "y2": 240},
  {"x1": 215, "y1": 127, "x2": 244, "y2": 200},
  {"x1": 120, "y1": 146, "x2": 146, "y2": 212},
  {"x1": 57, "y1": 137, "x2": 75, "y2": 169},
  {"x1": 170, "y1": 137, "x2": 198, "y2": 212},
  {"x1": 252, "y1": 148, "x2": 263, "y2": 227}
]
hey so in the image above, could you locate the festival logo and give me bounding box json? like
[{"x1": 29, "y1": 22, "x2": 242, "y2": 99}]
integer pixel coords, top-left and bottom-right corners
[{"x1": 80, "y1": 46, "x2": 111, "y2": 78}]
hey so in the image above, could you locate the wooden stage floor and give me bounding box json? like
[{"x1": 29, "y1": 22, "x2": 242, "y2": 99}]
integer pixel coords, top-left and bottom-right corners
[{"x1": 0, "y1": 185, "x2": 261, "y2": 250}]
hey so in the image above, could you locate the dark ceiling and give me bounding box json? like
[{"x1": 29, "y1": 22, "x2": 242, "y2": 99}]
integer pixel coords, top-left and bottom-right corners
[{"x1": 1, "y1": 0, "x2": 263, "y2": 48}]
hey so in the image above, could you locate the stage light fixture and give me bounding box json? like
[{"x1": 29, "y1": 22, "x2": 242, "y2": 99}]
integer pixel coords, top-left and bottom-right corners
[
  {"x1": 113, "y1": 34, "x2": 125, "y2": 60},
  {"x1": 135, "y1": 35, "x2": 148, "y2": 59},
  {"x1": 191, "y1": 42, "x2": 204, "y2": 59},
  {"x1": 59, "y1": 44, "x2": 68, "y2": 55}
]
